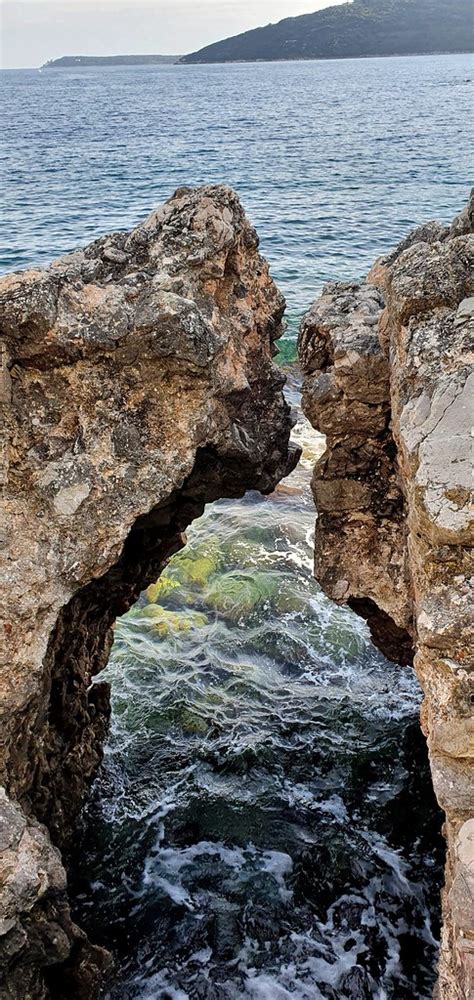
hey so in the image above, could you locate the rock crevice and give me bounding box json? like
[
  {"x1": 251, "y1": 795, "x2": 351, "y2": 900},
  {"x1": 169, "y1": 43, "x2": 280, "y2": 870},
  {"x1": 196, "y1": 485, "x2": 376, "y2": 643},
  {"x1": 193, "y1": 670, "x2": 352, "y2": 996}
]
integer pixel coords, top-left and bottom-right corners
[{"x1": 299, "y1": 193, "x2": 474, "y2": 998}]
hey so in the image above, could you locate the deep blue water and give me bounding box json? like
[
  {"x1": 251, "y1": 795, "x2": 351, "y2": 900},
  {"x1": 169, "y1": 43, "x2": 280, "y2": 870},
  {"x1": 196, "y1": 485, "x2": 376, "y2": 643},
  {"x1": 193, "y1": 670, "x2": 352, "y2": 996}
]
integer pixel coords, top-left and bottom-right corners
[
  {"x1": 1, "y1": 55, "x2": 471, "y2": 999},
  {"x1": 1, "y1": 54, "x2": 472, "y2": 345}
]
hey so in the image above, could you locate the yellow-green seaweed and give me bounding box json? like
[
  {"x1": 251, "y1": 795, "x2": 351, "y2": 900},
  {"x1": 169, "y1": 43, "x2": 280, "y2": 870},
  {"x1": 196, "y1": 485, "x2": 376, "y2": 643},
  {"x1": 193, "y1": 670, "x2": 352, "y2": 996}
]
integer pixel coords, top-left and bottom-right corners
[
  {"x1": 205, "y1": 571, "x2": 279, "y2": 620},
  {"x1": 169, "y1": 539, "x2": 223, "y2": 587},
  {"x1": 140, "y1": 604, "x2": 208, "y2": 637},
  {"x1": 145, "y1": 577, "x2": 181, "y2": 604}
]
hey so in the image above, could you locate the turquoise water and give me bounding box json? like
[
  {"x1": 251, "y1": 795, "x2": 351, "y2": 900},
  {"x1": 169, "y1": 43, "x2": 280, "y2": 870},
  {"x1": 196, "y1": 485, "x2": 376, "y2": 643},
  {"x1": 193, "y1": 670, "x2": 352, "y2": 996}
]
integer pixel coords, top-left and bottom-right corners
[{"x1": 2, "y1": 54, "x2": 471, "y2": 998}]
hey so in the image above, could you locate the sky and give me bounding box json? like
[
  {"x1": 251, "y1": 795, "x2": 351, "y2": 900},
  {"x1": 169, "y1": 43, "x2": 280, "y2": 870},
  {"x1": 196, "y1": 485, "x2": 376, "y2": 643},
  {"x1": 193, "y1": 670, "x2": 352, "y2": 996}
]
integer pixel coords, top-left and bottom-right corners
[{"x1": 1, "y1": 0, "x2": 348, "y2": 68}]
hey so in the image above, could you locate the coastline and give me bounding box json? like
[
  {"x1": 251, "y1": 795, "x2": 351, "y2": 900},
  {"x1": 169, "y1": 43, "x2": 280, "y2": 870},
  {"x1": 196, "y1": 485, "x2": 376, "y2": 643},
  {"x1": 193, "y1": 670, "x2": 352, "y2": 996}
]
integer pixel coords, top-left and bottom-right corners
[{"x1": 37, "y1": 49, "x2": 474, "y2": 70}]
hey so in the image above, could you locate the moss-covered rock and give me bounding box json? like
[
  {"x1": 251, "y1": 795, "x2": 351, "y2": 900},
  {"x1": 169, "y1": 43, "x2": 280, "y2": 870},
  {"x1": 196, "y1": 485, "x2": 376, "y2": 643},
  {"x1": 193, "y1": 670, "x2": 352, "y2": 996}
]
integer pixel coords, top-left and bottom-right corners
[
  {"x1": 205, "y1": 571, "x2": 279, "y2": 620},
  {"x1": 220, "y1": 537, "x2": 258, "y2": 569},
  {"x1": 145, "y1": 577, "x2": 181, "y2": 604},
  {"x1": 323, "y1": 621, "x2": 365, "y2": 658},
  {"x1": 272, "y1": 580, "x2": 309, "y2": 615},
  {"x1": 140, "y1": 604, "x2": 208, "y2": 636},
  {"x1": 174, "y1": 706, "x2": 210, "y2": 735},
  {"x1": 170, "y1": 539, "x2": 223, "y2": 587}
]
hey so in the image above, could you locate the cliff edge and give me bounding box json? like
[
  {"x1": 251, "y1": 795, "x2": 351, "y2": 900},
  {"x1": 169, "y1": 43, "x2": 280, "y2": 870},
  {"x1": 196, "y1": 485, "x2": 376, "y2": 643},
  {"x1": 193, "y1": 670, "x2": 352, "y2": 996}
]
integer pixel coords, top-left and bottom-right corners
[{"x1": 299, "y1": 194, "x2": 474, "y2": 998}]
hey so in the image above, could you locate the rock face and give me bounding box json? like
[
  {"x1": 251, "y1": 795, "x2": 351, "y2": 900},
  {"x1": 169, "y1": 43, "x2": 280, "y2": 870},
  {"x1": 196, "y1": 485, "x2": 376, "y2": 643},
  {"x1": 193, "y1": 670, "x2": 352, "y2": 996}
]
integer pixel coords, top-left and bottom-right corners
[
  {"x1": 0, "y1": 185, "x2": 298, "y2": 997},
  {"x1": 299, "y1": 194, "x2": 474, "y2": 998}
]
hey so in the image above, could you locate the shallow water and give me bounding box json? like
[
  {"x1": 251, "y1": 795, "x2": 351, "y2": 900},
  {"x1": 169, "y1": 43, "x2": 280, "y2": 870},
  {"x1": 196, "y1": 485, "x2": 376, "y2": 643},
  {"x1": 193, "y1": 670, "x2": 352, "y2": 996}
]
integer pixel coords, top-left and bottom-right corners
[{"x1": 2, "y1": 53, "x2": 467, "y2": 998}]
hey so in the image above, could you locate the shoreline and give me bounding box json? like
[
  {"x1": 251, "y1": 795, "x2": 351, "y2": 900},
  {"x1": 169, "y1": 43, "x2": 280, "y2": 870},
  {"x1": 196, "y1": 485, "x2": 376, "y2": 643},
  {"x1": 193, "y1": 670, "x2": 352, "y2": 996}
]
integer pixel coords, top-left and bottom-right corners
[
  {"x1": 180, "y1": 48, "x2": 474, "y2": 66},
  {"x1": 0, "y1": 50, "x2": 469, "y2": 71}
]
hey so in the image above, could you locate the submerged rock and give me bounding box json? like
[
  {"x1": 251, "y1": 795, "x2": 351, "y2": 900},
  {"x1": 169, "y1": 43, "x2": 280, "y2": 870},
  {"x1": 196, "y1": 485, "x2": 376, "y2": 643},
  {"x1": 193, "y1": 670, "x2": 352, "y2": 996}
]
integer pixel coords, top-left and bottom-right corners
[
  {"x1": 0, "y1": 185, "x2": 298, "y2": 997},
  {"x1": 140, "y1": 604, "x2": 209, "y2": 636},
  {"x1": 206, "y1": 569, "x2": 279, "y2": 619},
  {"x1": 170, "y1": 539, "x2": 224, "y2": 587},
  {"x1": 299, "y1": 192, "x2": 474, "y2": 999},
  {"x1": 144, "y1": 576, "x2": 181, "y2": 603}
]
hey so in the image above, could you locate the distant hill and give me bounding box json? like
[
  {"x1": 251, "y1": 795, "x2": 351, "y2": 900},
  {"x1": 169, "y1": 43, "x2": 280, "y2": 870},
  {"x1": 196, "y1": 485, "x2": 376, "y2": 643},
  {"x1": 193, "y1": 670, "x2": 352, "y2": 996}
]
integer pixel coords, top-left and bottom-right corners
[
  {"x1": 42, "y1": 55, "x2": 179, "y2": 68},
  {"x1": 181, "y1": 0, "x2": 473, "y2": 64}
]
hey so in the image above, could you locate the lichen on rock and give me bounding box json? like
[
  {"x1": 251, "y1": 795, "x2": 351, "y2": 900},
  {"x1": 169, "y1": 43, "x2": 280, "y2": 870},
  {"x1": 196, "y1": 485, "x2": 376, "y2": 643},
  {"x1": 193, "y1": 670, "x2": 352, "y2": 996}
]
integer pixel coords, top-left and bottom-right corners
[
  {"x1": 0, "y1": 184, "x2": 299, "y2": 997},
  {"x1": 299, "y1": 191, "x2": 474, "y2": 999}
]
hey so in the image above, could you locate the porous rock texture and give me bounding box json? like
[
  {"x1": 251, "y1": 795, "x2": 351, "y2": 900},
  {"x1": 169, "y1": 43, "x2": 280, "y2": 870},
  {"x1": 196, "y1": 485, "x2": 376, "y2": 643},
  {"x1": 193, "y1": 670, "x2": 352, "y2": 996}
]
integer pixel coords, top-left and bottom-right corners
[
  {"x1": 0, "y1": 185, "x2": 298, "y2": 998},
  {"x1": 299, "y1": 193, "x2": 474, "y2": 998}
]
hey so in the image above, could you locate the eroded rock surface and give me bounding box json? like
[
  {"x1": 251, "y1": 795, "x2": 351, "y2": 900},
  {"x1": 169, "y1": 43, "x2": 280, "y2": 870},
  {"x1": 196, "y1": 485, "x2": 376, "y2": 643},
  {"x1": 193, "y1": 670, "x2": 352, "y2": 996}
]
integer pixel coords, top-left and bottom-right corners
[
  {"x1": 0, "y1": 185, "x2": 298, "y2": 997},
  {"x1": 299, "y1": 193, "x2": 474, "y2": 998}
]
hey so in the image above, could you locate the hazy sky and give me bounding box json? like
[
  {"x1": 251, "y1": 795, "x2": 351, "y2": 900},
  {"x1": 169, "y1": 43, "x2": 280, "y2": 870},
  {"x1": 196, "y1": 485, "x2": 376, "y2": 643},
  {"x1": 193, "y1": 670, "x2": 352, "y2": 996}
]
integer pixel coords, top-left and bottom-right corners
[{"x1": 1, "y1": 0, "x2": 348, "y2": 68}]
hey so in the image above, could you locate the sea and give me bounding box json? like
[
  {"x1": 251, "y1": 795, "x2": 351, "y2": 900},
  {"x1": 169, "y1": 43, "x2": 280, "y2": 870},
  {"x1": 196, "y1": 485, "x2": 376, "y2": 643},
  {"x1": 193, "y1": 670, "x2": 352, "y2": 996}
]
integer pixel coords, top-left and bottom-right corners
[{"x1": 1, "y1": 54, "x2": 472, "y2": 1000}]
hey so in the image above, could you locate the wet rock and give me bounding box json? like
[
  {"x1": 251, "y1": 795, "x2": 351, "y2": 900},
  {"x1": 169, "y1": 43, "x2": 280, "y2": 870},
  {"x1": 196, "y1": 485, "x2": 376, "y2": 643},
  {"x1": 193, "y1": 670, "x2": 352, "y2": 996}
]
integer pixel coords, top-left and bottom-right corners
[
  {"x1": 340, "y1": 965, "x2": 372, "y2": 999},
  {"x1": 299, "y1": 190, "x2": 474, "y2": 999},
  {"x1": 210, "y1": 899, "x2": 242, "y2": 960},
  {"x1": 0, "y1": 185, "x2": 298, "y2": 997},
  {"x1": 187, "y1": 976, "x2": 222, "y2": 1000},
  {"x1": 292, "y1": 839, "x2": 361, "y2": 919},
  {"x1": 0, "y1": 789, "x2": 111, "y2": 999},
  {"x1": 206, "y1": 570, "x2": 279, "y2": 619}
]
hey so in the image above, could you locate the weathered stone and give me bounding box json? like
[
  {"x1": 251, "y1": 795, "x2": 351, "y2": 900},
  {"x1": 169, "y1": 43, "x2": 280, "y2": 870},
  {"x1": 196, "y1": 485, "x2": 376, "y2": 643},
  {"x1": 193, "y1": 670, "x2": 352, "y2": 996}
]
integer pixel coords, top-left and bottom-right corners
[
  {"x1": 0, "y1": 789, "x2": 111, "y2": 998},
  {"x1": 299, "y1": 191, "x2": 474, "y2": 999},
  {"x1": 0, "y1": 185, "x2": 298, "y2": 996},
  {"x1": 299, "y1": 279, "x2": 413, "y2": 656}
]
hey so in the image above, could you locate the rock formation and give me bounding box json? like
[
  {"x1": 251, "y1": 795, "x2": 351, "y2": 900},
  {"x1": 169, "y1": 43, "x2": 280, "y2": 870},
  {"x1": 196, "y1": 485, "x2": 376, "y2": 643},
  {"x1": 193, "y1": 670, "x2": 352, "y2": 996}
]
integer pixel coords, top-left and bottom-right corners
[
  {"x1": 299, "y1": 194, "x2": 474, "y2": 999},
  {"x1": 0, "y1": 185, "x2": 298, "y2": 997}
]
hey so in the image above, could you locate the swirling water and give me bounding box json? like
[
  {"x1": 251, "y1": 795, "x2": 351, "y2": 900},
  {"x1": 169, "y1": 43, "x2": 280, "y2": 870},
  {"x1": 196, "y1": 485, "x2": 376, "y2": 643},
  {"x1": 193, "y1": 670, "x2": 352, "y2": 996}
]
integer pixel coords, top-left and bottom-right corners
[
  {"x1": 2, "y1": 54, "x2": 472, "y2": 998},
  {"x1": 70, "y1": 399, "x2": 444, "y2": 1000}
]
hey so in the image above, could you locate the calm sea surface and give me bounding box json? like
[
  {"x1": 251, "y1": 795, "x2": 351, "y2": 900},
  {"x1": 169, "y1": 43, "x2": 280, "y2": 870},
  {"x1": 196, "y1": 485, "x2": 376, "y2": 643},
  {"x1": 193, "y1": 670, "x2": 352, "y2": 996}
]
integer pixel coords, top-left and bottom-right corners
[
  {"x1": 2, "y1": 55, "x2": 472, "y2": 999},
  {"x1": 1, "y1": 54, "x2": 472, "y2": 343}
]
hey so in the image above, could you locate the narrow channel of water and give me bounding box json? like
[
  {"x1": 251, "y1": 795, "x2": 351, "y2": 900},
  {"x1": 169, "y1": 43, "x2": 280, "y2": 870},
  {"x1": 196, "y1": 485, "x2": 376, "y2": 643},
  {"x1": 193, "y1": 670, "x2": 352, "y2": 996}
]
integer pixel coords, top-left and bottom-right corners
[{"x1": 70, "y1": 373, "x2": 444, "y2": 1000}]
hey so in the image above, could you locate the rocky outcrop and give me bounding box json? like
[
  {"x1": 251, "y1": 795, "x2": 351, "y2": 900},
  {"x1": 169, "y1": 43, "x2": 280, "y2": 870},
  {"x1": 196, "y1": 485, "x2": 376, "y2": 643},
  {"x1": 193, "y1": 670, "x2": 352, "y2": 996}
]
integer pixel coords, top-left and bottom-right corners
[
  {"x1": 0, "y1": 185, "x2": 298, "y2": 997},
  {"x1": 298, "y1": 278, "x2": 413, "y2": 665},
  {"x1": 0, "y1": 790, "x2": 111, "y2": 999},
  {"x1": 299, "y1": 194, "x2": 474, "y2": 998}
]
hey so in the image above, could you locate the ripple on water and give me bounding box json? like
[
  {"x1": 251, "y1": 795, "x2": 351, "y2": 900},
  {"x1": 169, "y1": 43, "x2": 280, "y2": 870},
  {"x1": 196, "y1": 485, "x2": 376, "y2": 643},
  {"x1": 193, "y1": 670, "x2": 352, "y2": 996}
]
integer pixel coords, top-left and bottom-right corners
[{"x1": 1, "y1": 55, "x2": 472, "y2": 357}]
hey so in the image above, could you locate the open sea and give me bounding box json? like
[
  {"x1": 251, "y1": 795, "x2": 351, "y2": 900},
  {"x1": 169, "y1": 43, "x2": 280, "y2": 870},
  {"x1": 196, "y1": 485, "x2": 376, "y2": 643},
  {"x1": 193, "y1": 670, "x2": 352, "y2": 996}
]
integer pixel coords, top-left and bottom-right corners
[{"x1": 1, "y1": 54, "x2": 472, "y2": 999}]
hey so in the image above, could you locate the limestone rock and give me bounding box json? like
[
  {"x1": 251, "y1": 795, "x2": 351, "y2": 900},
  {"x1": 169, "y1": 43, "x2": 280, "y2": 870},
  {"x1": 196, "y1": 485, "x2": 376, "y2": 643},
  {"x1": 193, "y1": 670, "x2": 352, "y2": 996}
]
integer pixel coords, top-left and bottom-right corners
[
  {"x1": 0, "y1": 789, "x2": 111, "y2": 999},
  {"x1": 0, "y1": 184, "x2": 298, "y2": 996},
  {"x1": 299, "y1": 279, "x2": 414, "y2": 664},
  {"x1": 299, "y1": 191, "x2": 474, "y2": 998}
]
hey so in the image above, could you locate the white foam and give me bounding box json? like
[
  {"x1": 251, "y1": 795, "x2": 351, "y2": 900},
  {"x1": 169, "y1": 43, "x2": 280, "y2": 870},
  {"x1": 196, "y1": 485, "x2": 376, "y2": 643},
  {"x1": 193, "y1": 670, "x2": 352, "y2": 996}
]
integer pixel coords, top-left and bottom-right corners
[
  {"x1": 260, "y1": 850, "x2": 293, "y2": 901},
  {"x1": 150, "y1": 876, "x2": 194, "y2": 910},
  {"x1": 244, "y1": 970, "x2": 324, "y2": 999}
]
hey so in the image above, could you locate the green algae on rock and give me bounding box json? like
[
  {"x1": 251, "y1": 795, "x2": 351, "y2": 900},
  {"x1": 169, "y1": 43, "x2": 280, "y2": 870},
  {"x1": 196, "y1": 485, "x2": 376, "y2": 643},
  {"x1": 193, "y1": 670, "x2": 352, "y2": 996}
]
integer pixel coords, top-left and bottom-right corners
[
  {"x1": 140, "y1": 605, "x2": 209, "y2": 637},
  {"x1": 206, "y1": 571, "x2": 280, "y2": 620},
  {"x1": 145, "y1": 578, "x2": 181, "y2": 604}
]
